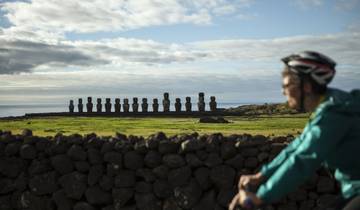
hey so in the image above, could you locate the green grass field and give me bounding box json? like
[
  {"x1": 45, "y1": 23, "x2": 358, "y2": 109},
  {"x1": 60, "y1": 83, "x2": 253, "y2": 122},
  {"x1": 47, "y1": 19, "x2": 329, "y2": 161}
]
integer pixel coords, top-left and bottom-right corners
[{"x1": 0, "y1": 114, "x2": 309, "y2": 137}]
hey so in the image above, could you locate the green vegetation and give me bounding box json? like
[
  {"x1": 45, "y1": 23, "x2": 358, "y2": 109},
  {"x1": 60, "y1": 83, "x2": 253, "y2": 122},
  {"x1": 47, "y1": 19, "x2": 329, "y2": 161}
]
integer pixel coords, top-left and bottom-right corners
[
  {"x1": 225, "y1": 103, "x2": 298, "y2": 115},
  {"x1": 0, "y1": 114, "x2": 309, "y2": 137}
]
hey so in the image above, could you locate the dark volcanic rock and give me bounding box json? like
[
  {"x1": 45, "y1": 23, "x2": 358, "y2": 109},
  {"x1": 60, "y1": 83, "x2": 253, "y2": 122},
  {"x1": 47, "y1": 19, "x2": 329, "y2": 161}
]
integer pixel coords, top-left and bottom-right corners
[
  {"x1": 0, "y1": 178, "x2": 15, "y2": 194},
  {"x1": 241, "y1": 148, "x2": 258, "y2": 157},
  {"x1": 158, "y1": 141, "x2": 179, "y2": 154},
  {"x1": 51, "y1": 154, "x2": 74, "y2": 175},
  {"x1": 210, "y1": 165, "x2": 236, "y2": 189},
  {"x1": 88, "y1": 164, "x2": 104, "y2": 186},
  {"x1": 75, "y1": 161, "x2": 90, "y2": 173},
  {"x1": 0, "y1": 195, "x2": 12, "y2": 210},
  {"x1": 152, "y1": 165, "x2": 169, "y2": 179},
  {"x1": 224, "y1": 154, "x2": 244, "y2": 170},
  {"x1": 113, "y1": 188, "x2": 134, "y2": 208},
  {"x1": 88, "y1": 148, "x2": 103, "y2": 165},
  {"x1": 244, "y1": 157, "x2": 258, "y2": 169},
  {"x1": 153, "y1": 180, "x2": 172, "y2": 198},
  {"x1": 85, "y1": 186, "x2": 112, "y2": 205},
  {"x1": 136, "y1": 168, "x2": 156, "y2": 182},
  {"x1": 104, "y1": 151, "x2": 123, "y2": 165},
  {"x1": 20, "y1": 191, "x2": 53, "y2": 210},
  {"x1": 174, "y1": 180, "x2": 202, "y2": 209},
  {"x1": 28, "y1": 159, "x2": 51, "y2": 175},
  {"x1": 180, "y1": 139, "x2": 204, "y2": 153},
  {"x1": 14, "y1": 172, "x2": 27, "y2": 191},
  {"x1": 115, "y1": 170, "x2": 136, "y2": 187},
  {"x1": 168, "y1": 166, "x2": 191, "y2": 187},
  {"x1": 20, "y1": 144, "x2": 37, "y2": 159},
  {"x1": 220, "y1": 141, "x2": 237, "y2": 160},
  {"x1": 29, "y1": 171, "x2": 58, "y2": 195},
  {"x1": 59, "y1": 171, "x2": 87, "y2": 200},
  {"x1": 199, "y1": 117, "x2": 229, "y2": 123},
  {"x1": 144, "y1": 151, "x2": 162, "y2": 168},
  {"x1": 217, "y1": 188, "x2": 237, "y2": 208},
  {"x1": 124, "y1": 151, "x2": 144, "y2": 170},
  {"x1": 204, "y1": 153, "x2": 222, "y2": 168},
  {"x1": 136, "y1": 181, "x2": 152, "y2": 193},
  {"x1": 67, "y1": 144, "x2": 87, "y2": 161},
  {"x1": 53, "y1": 189, "x2": 74, "y2": 210},
  {"x1": 4, "y1": 142, "x2": 21, "y2": 156},
  {"x1": 135, "y1": 193, "x2": 161, "y2": 210},
  {"x1": 73, "y1": 202, "x2": 96, "y2": 210},
  {"x1": 163, "y1": 197, "x2": 182, "y2": 210},
  {"x1": 163, "y1": 154, "x2": 185, "y2": 168},
  {"x1": 185, "y1": 153, "x2": 203, "y2": 168},
  {"x1": 194, "y1": 167, "x2": 212, "y2": 190},
  {"x1": 99, "y1": 175, "x2": 114, "y2": 191},
  {"x1": 194, "y1": 190, "x2": 216, "y2": 210}
]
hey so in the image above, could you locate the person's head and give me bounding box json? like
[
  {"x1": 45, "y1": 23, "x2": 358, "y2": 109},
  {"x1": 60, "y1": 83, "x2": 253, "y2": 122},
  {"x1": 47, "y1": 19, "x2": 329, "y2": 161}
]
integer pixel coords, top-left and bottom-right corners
[{"x1": 281, "y1": 51, "x2": 336, "y2": 111}]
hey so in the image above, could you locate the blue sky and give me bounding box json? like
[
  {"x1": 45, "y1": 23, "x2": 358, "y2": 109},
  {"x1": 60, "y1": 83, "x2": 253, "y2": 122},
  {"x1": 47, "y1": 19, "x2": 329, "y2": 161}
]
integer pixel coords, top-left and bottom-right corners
[{"x1": 0, "y1": 0, "x2": 359, "y2": 106}]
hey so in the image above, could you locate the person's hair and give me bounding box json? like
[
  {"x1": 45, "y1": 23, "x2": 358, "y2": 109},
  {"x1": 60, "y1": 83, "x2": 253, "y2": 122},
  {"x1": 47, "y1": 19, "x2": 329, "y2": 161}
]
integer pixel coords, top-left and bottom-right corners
[{"x1": 282, "y1": 67, "x2": 327, "y2": 94}]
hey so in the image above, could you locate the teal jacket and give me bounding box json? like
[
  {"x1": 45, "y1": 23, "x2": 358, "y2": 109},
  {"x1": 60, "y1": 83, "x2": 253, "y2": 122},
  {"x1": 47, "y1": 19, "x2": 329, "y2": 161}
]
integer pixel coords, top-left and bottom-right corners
[{"x1": 257, "y1": 88, "x2": 360, "y2": 203}]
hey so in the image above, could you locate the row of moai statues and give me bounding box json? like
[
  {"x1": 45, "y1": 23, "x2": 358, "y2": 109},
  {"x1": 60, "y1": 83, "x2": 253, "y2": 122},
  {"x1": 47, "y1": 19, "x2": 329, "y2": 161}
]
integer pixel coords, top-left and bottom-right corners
[{"x1": 69, "y1": 92, "x2": 217, "y2": 113}]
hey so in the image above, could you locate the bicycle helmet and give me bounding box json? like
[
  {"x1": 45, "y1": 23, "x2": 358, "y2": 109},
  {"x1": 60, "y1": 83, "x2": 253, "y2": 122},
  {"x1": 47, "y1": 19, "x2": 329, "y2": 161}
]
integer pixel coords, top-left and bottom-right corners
[{"x1": 281, "y1": 51, "x2": 336, "y2": 86}]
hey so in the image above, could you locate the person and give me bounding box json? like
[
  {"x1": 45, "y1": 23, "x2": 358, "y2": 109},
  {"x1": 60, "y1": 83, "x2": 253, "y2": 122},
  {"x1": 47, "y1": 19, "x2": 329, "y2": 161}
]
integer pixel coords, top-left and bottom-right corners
[{"x1": 229, "y1": 51, "x2": 360, "y2": 210}]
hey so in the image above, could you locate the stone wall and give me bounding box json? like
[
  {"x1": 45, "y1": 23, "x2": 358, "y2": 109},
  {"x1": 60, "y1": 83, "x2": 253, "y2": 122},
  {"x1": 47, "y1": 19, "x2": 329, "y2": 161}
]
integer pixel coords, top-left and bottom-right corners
[{"x1": 0, "y1": 129, "x2": 339, "y2": 210}]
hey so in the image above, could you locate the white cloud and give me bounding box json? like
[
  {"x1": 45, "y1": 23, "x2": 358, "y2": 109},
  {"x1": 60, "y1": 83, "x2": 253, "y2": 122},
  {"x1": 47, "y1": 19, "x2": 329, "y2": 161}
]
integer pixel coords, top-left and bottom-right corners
[
  {"x1": 295, "y1": 0, "x2": 323, "y2": 8},
  {"x1": 1, "y1": 0, "x2": 254, "y2": 33},
  {"x1": 1, "y1": 28, "x2": 360, "y2": 75},
  {"x1": 335, "y1": 0, "x2": 360, "y2": 11}
]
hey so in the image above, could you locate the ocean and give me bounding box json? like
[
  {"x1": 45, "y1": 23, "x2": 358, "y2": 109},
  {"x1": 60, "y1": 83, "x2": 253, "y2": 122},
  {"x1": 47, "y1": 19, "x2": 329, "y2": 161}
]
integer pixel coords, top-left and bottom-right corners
[{"x1": 0, "y1": 102, "x2": 258, "y2": 118}]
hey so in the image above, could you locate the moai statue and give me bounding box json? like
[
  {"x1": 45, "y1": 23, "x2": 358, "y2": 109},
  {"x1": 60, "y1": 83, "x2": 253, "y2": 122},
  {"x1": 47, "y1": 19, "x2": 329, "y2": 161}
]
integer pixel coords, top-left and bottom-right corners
[
  {"x1": 163, "y1": 92, "x2": 170, "y2": 112},
  {"x1": 86, "y1": 97, "x2": 93, "y2": 113},
  {"x1": 209, "y1": 96, "x2": 217, "y2": 112},
  {"x1": 105, "y1": 98, "x2": 112, "y2": 113},
  {"x1": 152, "y1": 98, "x2": 159, "y2": 113},
  {"x1": 132, "y1": 97, "x2": 139, "y2": 113},
  {"x1": 185, "y1": 97, "x2": 192, "y2": 112},
  {"x1": 78, "y1": 98, "x2": 83, "y2": 113},
  {"x1": 142, "y1": 98, "x2": 148, "y2": 113},
  {"x1": 114, "y1": 98, "x2": 121, "y2": 113},
  {"x1": 69, "y1": 100, "x2": 74, "y2": 113},
  {"x1": 198, "y1": 92, "x2": 205, "y2": 112},
  {"x1": 96, "y1": 98, "x2": 102, "y2": 113},
  {"x1": 175, "y1": 98, "x2": 181, "y2": 112},
  {"x1": 123, "y1": 98, "x2": 130, "y2": 113}
]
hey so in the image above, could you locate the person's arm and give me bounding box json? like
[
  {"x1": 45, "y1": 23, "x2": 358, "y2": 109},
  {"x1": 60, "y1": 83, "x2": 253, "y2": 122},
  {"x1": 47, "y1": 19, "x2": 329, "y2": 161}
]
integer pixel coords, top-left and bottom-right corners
[
  {"x1": 260, "y1": 134, "x2": 304, "y2": 179},
  {"x1": 256, "y1": 110, "x2": 351, "y2": 203}
]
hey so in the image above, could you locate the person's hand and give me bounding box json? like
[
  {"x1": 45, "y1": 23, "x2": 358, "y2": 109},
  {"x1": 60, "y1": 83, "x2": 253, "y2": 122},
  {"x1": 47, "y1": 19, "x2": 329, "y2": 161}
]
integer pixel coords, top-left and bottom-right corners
[
  {"x1": 228, "y1": 189, "x2": 262, "y2": 210},
  {"x1": 238, "y1": 172, "x2": 263, "y2": 190}
]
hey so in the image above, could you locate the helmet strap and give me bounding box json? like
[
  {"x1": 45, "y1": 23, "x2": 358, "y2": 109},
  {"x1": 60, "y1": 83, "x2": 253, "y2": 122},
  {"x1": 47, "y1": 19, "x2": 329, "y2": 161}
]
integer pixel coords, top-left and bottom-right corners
[{"x1": 299, "y1": 76, "x2": 305, "y2": 113}]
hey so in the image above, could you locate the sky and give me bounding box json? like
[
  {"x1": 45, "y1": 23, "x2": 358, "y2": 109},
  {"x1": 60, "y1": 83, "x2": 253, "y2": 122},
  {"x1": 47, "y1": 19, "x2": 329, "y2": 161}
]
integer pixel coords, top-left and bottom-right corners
[{"x1": 0, "y1": 0, "x2": 359, "y2": 105}]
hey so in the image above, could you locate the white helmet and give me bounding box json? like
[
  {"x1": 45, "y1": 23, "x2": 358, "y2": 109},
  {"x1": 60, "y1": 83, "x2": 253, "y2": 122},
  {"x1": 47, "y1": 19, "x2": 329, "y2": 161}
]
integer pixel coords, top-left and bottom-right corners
[{"x1": 282, "y1": 51, "x2": 336, "y2": 86}]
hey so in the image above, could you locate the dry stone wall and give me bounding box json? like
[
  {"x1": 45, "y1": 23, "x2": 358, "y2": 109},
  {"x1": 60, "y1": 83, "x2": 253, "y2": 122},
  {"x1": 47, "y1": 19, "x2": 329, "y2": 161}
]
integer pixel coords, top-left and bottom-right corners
[{"x1": 0, "y1": 129, "x2": 340, "y2": 210}]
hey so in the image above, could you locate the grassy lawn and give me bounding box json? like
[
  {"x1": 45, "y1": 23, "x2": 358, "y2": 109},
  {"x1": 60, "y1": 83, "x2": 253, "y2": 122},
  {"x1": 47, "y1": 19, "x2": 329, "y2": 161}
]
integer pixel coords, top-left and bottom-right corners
[{"x1": 0, "y1": 114, "x2": 309, "y2": 137}]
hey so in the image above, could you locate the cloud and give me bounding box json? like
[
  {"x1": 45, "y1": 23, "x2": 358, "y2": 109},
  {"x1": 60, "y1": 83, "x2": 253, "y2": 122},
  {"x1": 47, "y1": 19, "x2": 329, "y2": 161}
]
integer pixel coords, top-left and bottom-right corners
[
  {"x1": 295, "y1": 0, "x2": 323, "y2": 8},
  {"x1": 0, "y1": 36, "x2": 108, "y2": 74},
  {"x1": 1, "y1": 0, "x2": 254, "y2": 33},
  {"x1": 191, "y1": 33, "x2": 360, "y2": 66},
  {"x1": 1, "y1": 28, "x2": 360, "y2": 74},
  {"x1": 335, "y1": 0, "x2": 360, "y2": 11}
]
